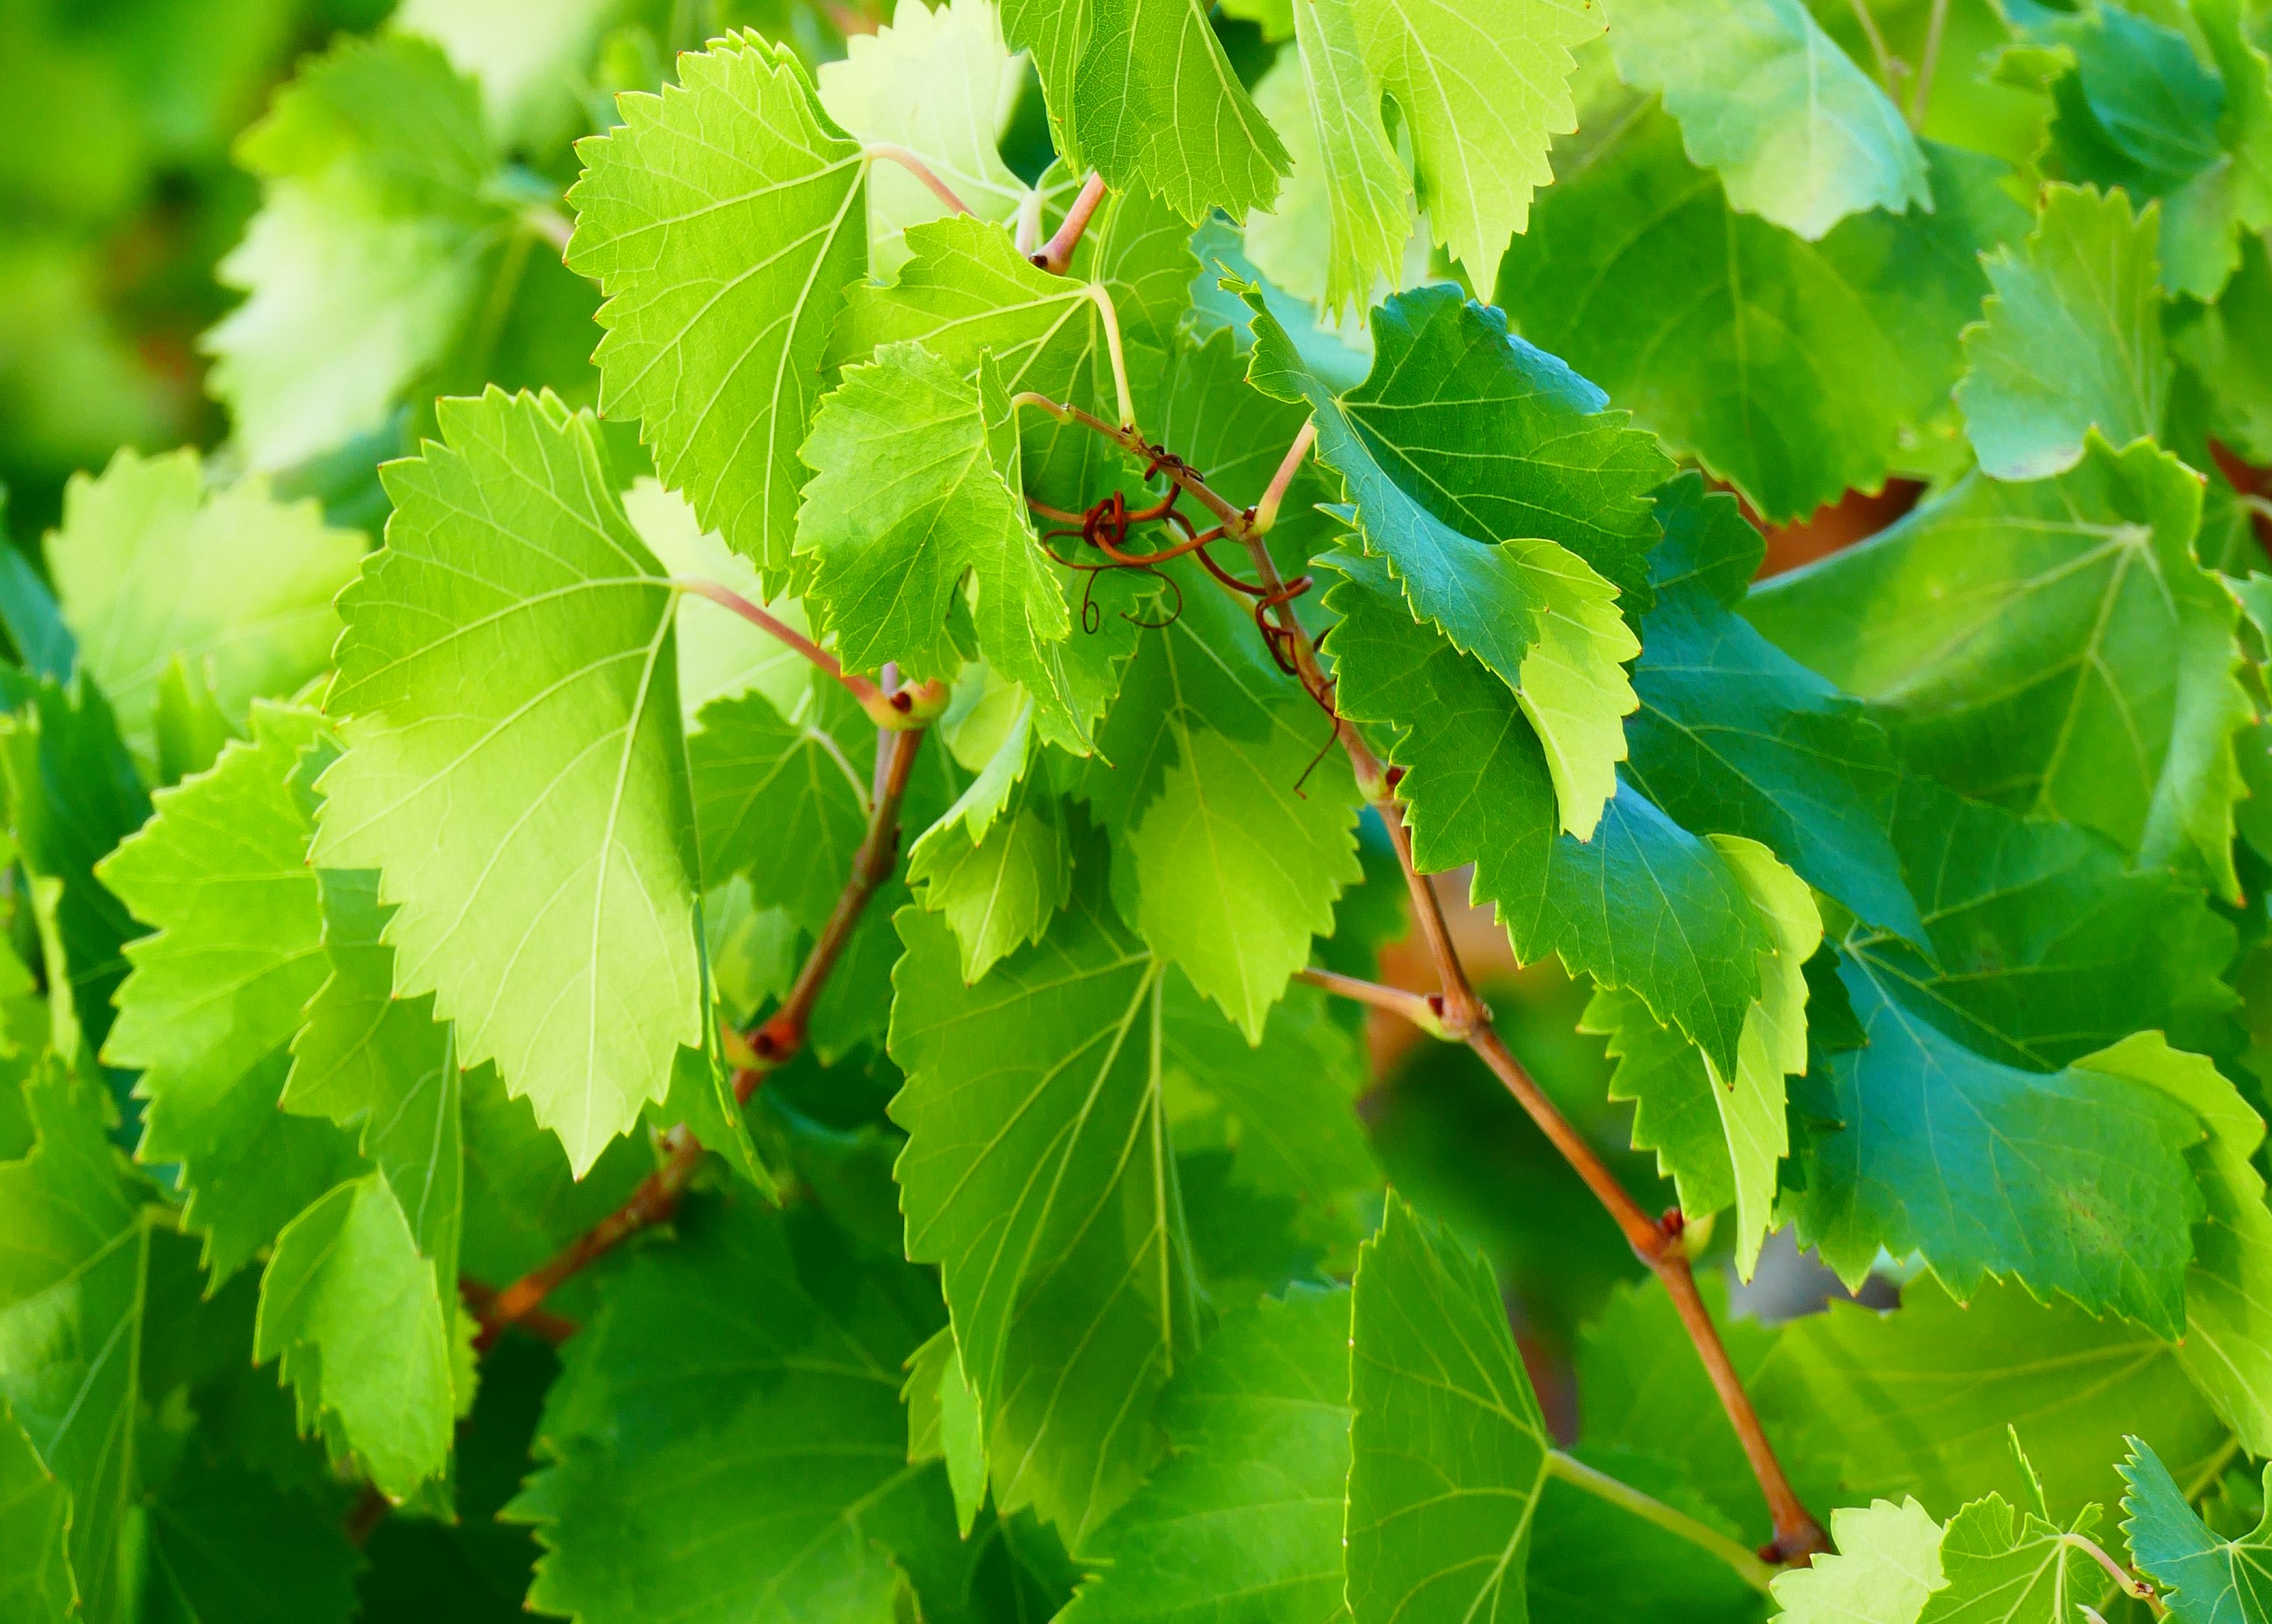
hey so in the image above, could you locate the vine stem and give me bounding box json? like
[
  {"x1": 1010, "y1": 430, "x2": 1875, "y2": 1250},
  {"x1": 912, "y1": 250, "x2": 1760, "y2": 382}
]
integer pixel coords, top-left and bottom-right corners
[
  {"x1": 1844, "y1": 0, "x2": 1903, "y2": 96},
  {"x1": 471, "y1": 725, "x2": 930, "y2": 1348},
  {"x1": 672, "y1": 577, "x2": 946, "y2": 727},
  {"x1": 1547, "y1": 1450, "x2": 1778, "y2": 1594},
  {"x1": 1910, "y1": 0, "x2": 1950, "y2": 127},
  {"x1": 865, "y1": 142, "x2": 973, "y2": 216},
  {"x1": 1025, "y1": 391, "x2": 1831, "y2": 1563},
  {"x1": 1035, "y1": 171, "x2": 1108, "y2": 275}
]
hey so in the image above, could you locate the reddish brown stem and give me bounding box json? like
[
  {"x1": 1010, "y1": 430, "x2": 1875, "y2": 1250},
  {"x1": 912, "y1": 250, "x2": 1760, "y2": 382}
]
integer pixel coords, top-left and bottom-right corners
[
  {"x1": 1034, "y1": 171, "x2": 1108, "y2": 274},
  {"x1": 471, "y1": 728, "x2": 932, "y2": 1346},
  {"x1": 865, "y1": 142, "x2": 974, "y2": 216},
  {"x1": 1037, "y1": 405, "x2": 1831, "y2": 1564},
  {"x1": 459, "y1": 1276, "x2": 579, "y2": 1346}
]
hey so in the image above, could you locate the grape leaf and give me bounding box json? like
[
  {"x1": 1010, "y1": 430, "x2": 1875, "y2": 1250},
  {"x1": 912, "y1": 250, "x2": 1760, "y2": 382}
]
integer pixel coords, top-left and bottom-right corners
[
  {"x1": 888, "y1": 883, "x2": 1202, "y2": 1543},
  {"x1": 314, "y1": 388, "x2": 704, "y2": 1176},
  {"x1": 1609, "y1": 0, "x2": 1929, "y2": 238},
  {"x1": 903, "y1": 1326, "x2": 986, "y2": 1536},
  {"x1": 140, "y1": 1455, "x2": 362, "y2": 1624},
  {"x1": 1498, "y1": 109, "x2": 2027, "y2": 523},
  {"x1": 906, "y1": 705, "x2": 1072, "y2": 982},
  {"x1": 1061, "y1": 1286, "x2": 1350, "y2": 1624},
  {"x1": 0, "y1": 671, "x2": 149, "y2": 1058},
  {"x1": 1788, "y1": 952, "x2": 2208, "y2": 1331},
  {"x1": 0, "y1": 1061, "x2": 150, "y2": 1624},
  {"x1": 1622, "y1": 474, "x2": 1922, "y2": 944},
  {"x1": 1955, "y1": 184, "x2": 2169, "y2": 481},
  {"x1": 1769, "y1": 1498, "x2": 1947, "y2": 1623},
  {"x1": 44, "y1": 449, "x2": 363, "y2": 769},
  {"x1": 2172, "y1": 232, "x2": 2272, "y2": 467},
  {"x1": 566, "y1": 32, "x2": 867, "y2": 578},
  {"x1": 96, "y1": 704, "x2": 364, "y2": 1282},
  {"x1": 203, "y1": 34, "x2": 501, "y2": 471},
  {"x1": 1326, "y1": 547, "x2": 1769, "y2": 1075},
  {"x1": 1082, "y1": 557, "x2": 1362, "y2": 1040},
  {"x1": 1273, "y1": 0, "x2": 1411, "y2": 319},
  {"x1": 393, "y1": 0, "x2": 618, "y2": 147},
  {"x1": 1346, "y1": 1192, "x2": 1550, "y2": 1624},
  {"x1": 1001, "y1": 0, "x2": 1288, "y2": 222},
  {"x1": 282, "y1": 866, "x2": 464, "y2": 1294},
  {"x1": 253, "y1": 1171, "x2": 455, "y2": 1498},
  {"x1": 0, "y1": 1407, "x2": 70, "y2": 1623},
  {"x1": 2121, "y1": 1438, "x2": 2272, "y2": 1624},
  {"x1": 1524, "y1": 1443, "x2": 1766, "y2": 1623},
  {"x1": 796, "y1": 343, "x2": 1089, "y2": 744},
  {"x1": 1243, "y1": 284, "x2": 1652, "y2": 835},
  {"x1": 1919, "y1": 1495, "x2": 2111, "y2": 1624},
  {"x1": 623, "y1": 478, "x2": 815, "y2": 728},
  {"x1": 691, "y1": 681, "x2": 875, "y2": 935},
  {"x1": 1755, "y1": 1276, "x2": 2229, "y2": 1522},
  {"x1": 513, "y1": 1199, "x2": 964, "y2": 1624},
  {"x1": 1747, "y1": 435, "x2": 2252, "y2": 897},
  {"x1": 817, "y1": 0, "x2": 1034, "y2": 277}
]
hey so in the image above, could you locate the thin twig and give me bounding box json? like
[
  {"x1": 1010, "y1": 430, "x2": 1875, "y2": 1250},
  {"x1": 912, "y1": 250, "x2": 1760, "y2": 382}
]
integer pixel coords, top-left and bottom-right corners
[
  {"x1": 1015, "y1": 188, "x2": 1046, "y2": 257},
  {"x1": 1032, "y1": 402, "x2": 1833, "y2": 1563},
  {"x1": 1910, "y1": 0, "x2": 1950, "y2": 127},
  {"x1": 1546, "y1": 1450, "x2": 1779, "y2": 1593},
  {"x1": 1297, "y1": 965, "x2": 1465, "y2": 1039},
  {"x1": 1844, "y1": 0, "x2": 1903, "y2": 95},
  {"x1": 459, "y1": 1277, "x2": 578, "y2": 1345},
  {"x1": 1086, "y1": 283, "x2": 1137, "y2": 429},
  {"x1": 673, "y1": 577, "x2": 940, "y2": 727},
  {"x1": 470, "y1": 730, "x2": 931, "y2": 1345},
  {"x1": 1035, "y1": 170, "x2": 1108, "y2": 275},
  {"x1": 865, "y1": 142, "x2": 974, "y2": 216},
  {"x1": 1252, "y1": 420, "x2": 1318, "y2": 536},
  {"x1": 2058, "y1": 1535, "x2": 2162, "y2": 1609}
]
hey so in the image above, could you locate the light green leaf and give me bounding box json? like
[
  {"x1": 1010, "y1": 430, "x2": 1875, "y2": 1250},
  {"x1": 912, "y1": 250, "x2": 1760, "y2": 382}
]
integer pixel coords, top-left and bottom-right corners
[
  {"x1": 0, "y1": 1407, "x2": 70, "y2": 1624},
  {"x1": 0, "y1": 1061, "x2": 150, "y2": 1624},
  {"x1": 1499, "y1": 110, "x2": 2027, "y2": 522},
  {"x1": 1956, "y1": 184, "x2": 2169, "y2": 481},
  {"x1": 907, "y1": 703, "x2": 1073, "y2": 981},
  {"x1": 96, "y1": 704, "x2": 364, "y2": 1282},
  {"x1": 1770, "y1": 1498, "x2": 1948, "y2": 1624},
  {"x1": 1245, "y1": 284, "x2": 1655, "y2": 837},
  {"x1": 1326, "y1": 548, "x2": 1769, "y2": 1076},
  {"x1": 314, "y1": 388, "x2": 703, "y2": 1176},
  {"x1": 1062, "y1": 1286, "x2": 1351, "y2": 1624},
  {"x1": 44, "y1": 449, "x2": 363, "y2": 769},
  {"x1": 512, "y1": 1199, "x2": 963, "y2": 1624},
  {"x1": 203, "y1": 34, "x2": 501, "y2": 471},
  {"x1": 1747, "y1": 435, "x2": 2251, "y2": 896},
  {"x1": 888, "y1": 884, "x2": 1202, "y2": 1544},
  {"x1": 566, "y1": 32, "x2": 867, "y2": 577},
  {"x1": 1347, "y1": 0, "x2": 1601, "y2": 288},
  {"x1": 393, "y1": 0, "x2": 618, "y2": 146},
  {"x1": 1919, "y1": 1496, "x2": 2107, "y2": 1623},
  {"x1": 691, "y1": 680, "x2": 875, "y2": 935},
  {"x1": 797, "y1": 343, "x2": 1090, "y2": 744},
  {"x1": 818, "y1": 0, "x2": 1033, "y2": 277},
  {"x1": 903, "y1": 1326, "x2": 986, "y2": 1537},
  {"x1": 1610, "y1": 0, "x2": 1929, "y2": 239},
  {"x1": 2121, "y1": 1438, "x2": 2272, "y2": 1624},
  {"x1": 1002, "y1": 0, "x2": 1289, "y2": 221},
  {"x1": 253, "y1": 1172, "x2": 455, "y2": 1499},
  {"x1": 623, "y1": 477, "x2": 815, "y2": 728},
  {"x1": 1347, "y1": 1192, "x2": 1551, "y2": 1624},
  {"x1": 1271, "y1": 0, "x2": 1412, "y2": 320}
]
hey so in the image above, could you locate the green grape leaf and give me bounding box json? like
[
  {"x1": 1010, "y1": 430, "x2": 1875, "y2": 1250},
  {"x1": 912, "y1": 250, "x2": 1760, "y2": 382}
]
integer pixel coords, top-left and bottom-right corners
[
  {"x1": 1081, "y1": 557, "x2": 1362, "y2": 1039},
  {"x1": 2172, "y1": 231, "x2": 2272, "y2": 467},
  {"x1": 512, "y1": 1199, "x2": 963, "y2": 1624},
  {"x1": 817, "y1": 0, "x2": 1034, "y2": 277},
  {"x1": 1345, "y1": 0, "x2": 1600, "y2": 289},
  {"x1": 624, "y1": 478, "x2": 815, "y2": 727},
  {"x1": 1277, "y1": 0, "x2": 1411, "y2": 319},
  {"x1": 203, "y1": 34, "x2": 502, "y2": 471},
  {"x1": 1326, "y1": 548, "x2": 1769, "y2": 1075},
  {"x1": 1499, "y1": 109, "x2": 2027, "y2": 523},
  {"x1": 889, "y1": 883, "x2": 1203, "y2": 1544},
  {"x1": 692, "y1": 681, "x2": 875, "y2": 934},
  {"x1": 1346, "y1": 1192, "x2": 1550, "y2": 1624},
  {"x1": 0, "y1": 1062, "x2": 151, "y2": 1624},
  {"x1": 253, "y1": 1171, "x2": 456, "y2": 1499},
  {"x1": 1748, "y1": 436, "x2": 2252, "y2": 897},
  {"x1": 1586, "y1": 833, "x2": 1816, "y2": 1277},
  {"x1": 1756, "y1": 1276, "x2": 2229, "y2": 1522},
  {"x1": 1062, "y1": 1286, "x2": 1351, "y2": 1624},
  {"x1": 1769, "y1": 1498, "x2": 1948, "y2": 1624},
  {"x1": 903, "y1": 1326, "x2": 986, "y2": 1537},
  {"x1": 393, "y1": 0, "x2": 619, "y2": 147},
  {"x1": 96, "y1": 704, "x2": 365, "y2": 1282},
  {"x1": 566, "y1": 32, "x2": 866, "y2": 577},
  {"x1": 282, "y1": 866, "x2": 464, "y2": 1292},
  {"x1": 1609, "y1": 0, "x2": 1929, "y2": 238},
  {"x1": 1788, "y1": 952, "x2": 2208, "y2": 1331},
  {"x1": 457, "y1": 1069, "x2": 652, "y2": 1300},
  {"x1": 907, "y1": 705, "x2": 1073, "y2": 982},
  {"x1": 314, "y1": 389, "x2": 704, "y2": 1176},
  {"x1": 2121, "y1": 1438, "x2": 2272, "y2": 1624},
  {"x1": 0, "y1": 672, "x2": 149, "y2": 1057},
  {"x1": 1955, "y1": 185, "x2": 2169, "y2": 481},
  {"x1": 140, "y1": 1455, "x2": 362, "y2": 1624},
  {"x1": 1244, "y1": 284, "x2": 1655, "y2": 836},
  {"x1": 0, "y1": 1408, "x2": 70, "y2": 1623},
  {"x1": 1001, "y1": 0, "x2": 1288, "y2": 221},
  {"x1": 1525, "y1": 1443, "x2": 1766, "y2": 1623},
  {"x1": 797, "y1": 343, "x2": 1091, "y2": 746},
  {"x1": 44, "y1": 449, "x2": 363, "y2": 770},
  {"x1": 1623, "y1": 474, "x2": 1922, "y2": 944},
  {"x1": 1919, "y1": 1496, "x2": 2108, "y2": 1624}
]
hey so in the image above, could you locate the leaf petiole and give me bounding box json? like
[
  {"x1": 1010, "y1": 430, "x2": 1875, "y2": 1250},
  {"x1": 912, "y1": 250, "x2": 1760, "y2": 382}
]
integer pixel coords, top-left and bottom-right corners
[
  {"x1": 863, "y1": 141, "x2": 974, "y2": 216},
  {"x1": 1545, "y1": 1450, "x2": 1779, "y2": 1594}
]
